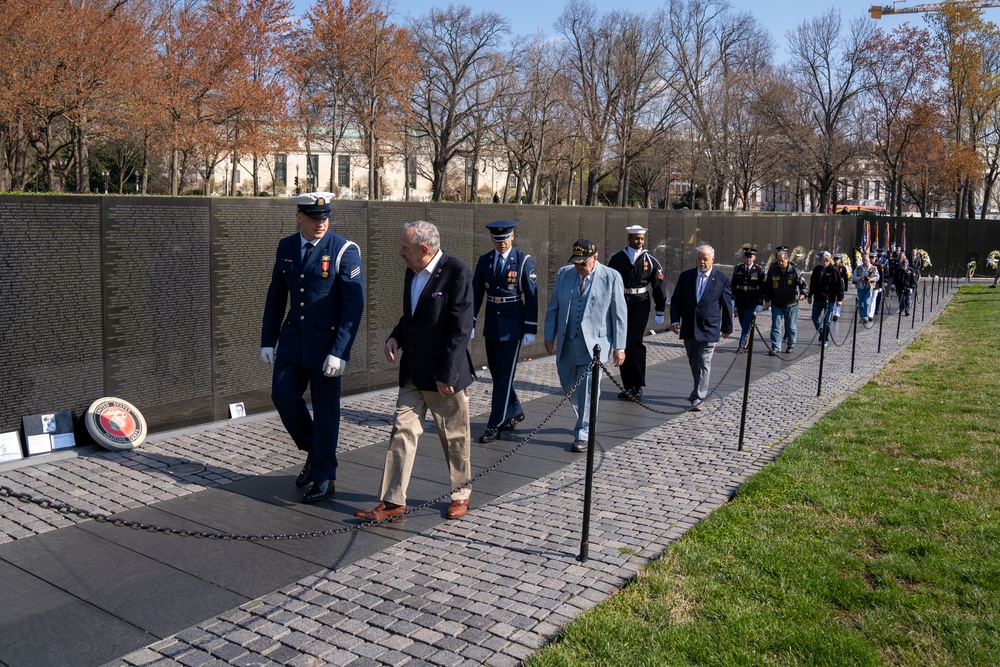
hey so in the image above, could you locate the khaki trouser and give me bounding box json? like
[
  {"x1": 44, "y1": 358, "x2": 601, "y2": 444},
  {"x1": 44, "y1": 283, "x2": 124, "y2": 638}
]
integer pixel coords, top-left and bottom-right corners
[{"x1": 379, "y1": 381, "x2": 472, "y2": 506}]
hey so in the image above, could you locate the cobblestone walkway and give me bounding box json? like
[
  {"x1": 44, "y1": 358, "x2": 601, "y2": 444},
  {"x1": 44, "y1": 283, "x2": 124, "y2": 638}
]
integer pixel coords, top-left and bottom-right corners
[{"x1": 0, "y1": 287, "x2": 955, "y2": 667}]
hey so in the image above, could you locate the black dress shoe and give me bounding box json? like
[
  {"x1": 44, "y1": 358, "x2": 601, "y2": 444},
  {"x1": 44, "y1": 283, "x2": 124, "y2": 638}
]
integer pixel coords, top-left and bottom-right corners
[
  {"x1": 479, "y1": 426, "x2": 500, "y2": 443},
  {"x1": 497, "y1": 413, "x2": 524, "y2": 431},
  {"x1": 618, "y1": 390, "x2": 630, "y2": 399},
  {"x1": 295, "y1": 456, "x2": 312, "y2": 488},
  {"x1": 630, "y1": 388, "x2": 643, "y2": 400},
  {"x1": 302, "y1": 479, "x2": 334, "y2": 503}
]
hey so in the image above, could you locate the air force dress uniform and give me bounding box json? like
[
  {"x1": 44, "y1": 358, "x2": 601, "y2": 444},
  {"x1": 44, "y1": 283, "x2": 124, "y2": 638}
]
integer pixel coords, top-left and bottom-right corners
[
  {"x1": 472, "y1": 221, "x2": 539, "y2": 443},
  {"x1": 732, "y1": 246, "x2": 765, "y2": 350},
  {"x1": 261, "y1": 192, "x2": 364, "y2": 503},
  {"x1": 606, "y1": 225, "x2": 666, "y2": 398}
]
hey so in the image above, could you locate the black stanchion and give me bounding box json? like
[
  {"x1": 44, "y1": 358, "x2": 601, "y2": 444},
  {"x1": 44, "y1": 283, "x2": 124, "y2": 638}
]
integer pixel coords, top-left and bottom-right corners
[
  {"x1": 817, "y1": 306, "x2": 828, "y2": 397},
  {"x1": 850, "y1": 299, "x2": 859, "y2": 373},
  {"x1": 578, "y1": 345, "x2": 601, "y2": 563},
  {"x1": 737, "y1": 315, "x2": 755, "y2": 451},
  {"x1": 877, "y1": 290, "x2": 885, "y2": 354},
  {"x1": 921, "y1": 282, "x2": 926, "y2": 321},
  {"x1": 911, "y1": 289, "x2": 915, "y2": 330},
  {"x1": 896, "y1": 299, "x2": 903, "y2": 339}
]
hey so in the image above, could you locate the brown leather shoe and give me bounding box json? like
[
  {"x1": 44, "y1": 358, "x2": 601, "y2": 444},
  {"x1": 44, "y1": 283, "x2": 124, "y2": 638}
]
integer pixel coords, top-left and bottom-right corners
[
  {"x1": 354, "y1": 502, "x2": 406, "y2": 521},
  {"x1": 445, "y1": 498, "x2": 470, "y2": 520}
]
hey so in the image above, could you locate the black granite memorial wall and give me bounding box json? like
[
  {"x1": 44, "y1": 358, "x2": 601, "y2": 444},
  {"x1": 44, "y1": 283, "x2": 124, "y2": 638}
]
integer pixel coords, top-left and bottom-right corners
[
  {"x1": 853, "y1": 216, "x2": 1000, "y2": 275},
  {"x1": 6, "y1": 194, "x2": 992, "y2": 437}
]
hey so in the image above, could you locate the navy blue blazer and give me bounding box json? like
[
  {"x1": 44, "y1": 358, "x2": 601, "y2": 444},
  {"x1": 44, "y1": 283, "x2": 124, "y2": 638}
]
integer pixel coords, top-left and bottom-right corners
[
  {"x1": 261, "y1": 231, "x2": 364, "y2": 369},
  {"x1": 390, "y1": 252, "x2": 475, "y2": 392},
  {"x1": 669, "y1": 267, "x2": 734, "y2": 343},
  {"x1": 472, "y1": 248, "x2": 539, "y2": 341}
]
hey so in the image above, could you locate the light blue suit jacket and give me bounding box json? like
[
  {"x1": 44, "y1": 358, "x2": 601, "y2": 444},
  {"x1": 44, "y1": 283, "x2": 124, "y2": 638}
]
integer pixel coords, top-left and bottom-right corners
[{"x1": 544, "y1": 262, "x2": 628, "y2": 363}]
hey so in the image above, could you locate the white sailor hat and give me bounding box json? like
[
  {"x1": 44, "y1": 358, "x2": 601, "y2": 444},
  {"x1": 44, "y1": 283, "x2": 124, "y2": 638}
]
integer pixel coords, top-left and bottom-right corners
[
  {"x1": 290, "y1": 191, "x2": 335, "y2": 218},
  {"x1": 625, "y1": 224, "x2": 647, "y2": 235}
]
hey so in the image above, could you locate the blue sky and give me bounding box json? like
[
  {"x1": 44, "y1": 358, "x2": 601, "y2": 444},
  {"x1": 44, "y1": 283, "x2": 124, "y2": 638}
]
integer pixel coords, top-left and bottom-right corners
[{"x1": 291, "y1": 0, "x2": 935, "y2": 60}]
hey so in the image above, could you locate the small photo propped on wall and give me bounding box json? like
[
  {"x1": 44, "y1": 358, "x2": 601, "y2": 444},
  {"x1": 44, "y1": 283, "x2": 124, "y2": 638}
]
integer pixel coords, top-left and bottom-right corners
[
  {"x1": 229, "y1": 402, "x2": 246, "y2": 419},
  {"x1": 21, "y1": 410, "x2": 76, "y2": 456},
  {"x1": 0, "y1": 431, "x2": 24, "y2": 463}
]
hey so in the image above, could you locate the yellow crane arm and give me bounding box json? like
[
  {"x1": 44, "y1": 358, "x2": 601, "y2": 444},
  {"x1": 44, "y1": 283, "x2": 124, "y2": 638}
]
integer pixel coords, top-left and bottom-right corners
[{"x1": 870, "y1": 1, "x2": 1000, "y2": 19}]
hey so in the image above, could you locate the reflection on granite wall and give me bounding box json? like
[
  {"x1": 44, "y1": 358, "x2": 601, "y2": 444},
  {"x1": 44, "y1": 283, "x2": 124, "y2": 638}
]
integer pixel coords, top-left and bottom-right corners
[{"x1": 4, "y1": 194, "x2": 993, "y2": 435}]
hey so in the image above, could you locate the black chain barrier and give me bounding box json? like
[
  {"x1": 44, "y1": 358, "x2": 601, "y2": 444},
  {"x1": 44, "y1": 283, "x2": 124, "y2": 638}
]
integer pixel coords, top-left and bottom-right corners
[
  {"x1": 827, "y1": 308, "x2": 857, "y2": 347},
  {"x1": 0, "y1": 361, "x2": 600, "y2": 541},
  {"x1": 3, "y1": 279, "x2": 956, "y2": 542},
  {"x1": 598, "y1": 339, "x2": 742, "y2": 415},
  {"x1": 752, "y1": 319, "x2": 820, "y2": 362}
]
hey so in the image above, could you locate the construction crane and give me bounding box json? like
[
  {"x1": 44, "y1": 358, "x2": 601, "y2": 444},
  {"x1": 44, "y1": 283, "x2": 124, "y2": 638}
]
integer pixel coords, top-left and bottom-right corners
[{"x1": 870, "y1": 0, "x2": 1000, "y2": 19}]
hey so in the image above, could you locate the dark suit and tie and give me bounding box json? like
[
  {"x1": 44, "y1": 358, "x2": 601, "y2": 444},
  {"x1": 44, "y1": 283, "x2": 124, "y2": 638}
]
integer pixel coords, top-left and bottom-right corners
[
  {"x1": 669, "y1": 245, "x2": 734, "y2": 408},
  {"x1": 355, "y1": 221, "x2": 476, "y2": 522}
]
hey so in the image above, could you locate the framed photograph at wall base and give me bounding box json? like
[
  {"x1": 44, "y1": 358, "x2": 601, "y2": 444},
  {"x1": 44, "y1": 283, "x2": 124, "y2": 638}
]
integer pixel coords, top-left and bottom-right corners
[
  {"x1": 229, "y1": 402, "x2": 246, "y2": 419},
  {"x1": 0, "y1": 431, "x2": 24, "y2": 463},
  {"x1": 22, "y1": 410, "x2": 74, "y2": 456}
]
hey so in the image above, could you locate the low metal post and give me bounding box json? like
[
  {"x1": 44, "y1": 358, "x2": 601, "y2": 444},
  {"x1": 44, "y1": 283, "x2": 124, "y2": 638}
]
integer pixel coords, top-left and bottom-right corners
[
  {"x1": 911, "y1": 289, "x2": 915, "y2": 330},
  {"x1": 921, "y1": 282, "x2": 926, "y2": 321},
  {"x1": 896, "y1": 298, "x2": 903, "y2": 338},
  {"x1": 578, "y1": 344, "x2": 601, "y2": 563},
  {"x1": 817, "y1": 306, "x2": 828, "y2": 397},
  {"x1": 877, "y1": 290, "x2": 885, "y2": 354},
  {"x1": 738, "y1": 316, "x2": 754, "y2": 451},
  {"x1": 850, "y1": 299, "x2": 859, "y2": 373}
]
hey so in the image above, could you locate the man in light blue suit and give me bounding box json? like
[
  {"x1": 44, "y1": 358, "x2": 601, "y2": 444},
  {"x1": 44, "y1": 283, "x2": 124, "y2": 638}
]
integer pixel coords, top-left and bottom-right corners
[{"x1": 545, "y1": 239, "x2": 628, "y2": 452}]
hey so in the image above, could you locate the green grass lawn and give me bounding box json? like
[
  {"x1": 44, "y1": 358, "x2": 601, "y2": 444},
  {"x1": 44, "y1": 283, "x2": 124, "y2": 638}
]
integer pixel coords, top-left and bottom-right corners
[{"x1": 528, "y1": 286, "x2": 1000, "y2": 667}]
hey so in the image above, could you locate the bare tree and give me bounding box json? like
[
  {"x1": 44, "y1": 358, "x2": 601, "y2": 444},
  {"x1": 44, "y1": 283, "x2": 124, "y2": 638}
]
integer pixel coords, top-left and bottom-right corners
[
  {"x1": 779, "y1": 10, "x2": 873, "y2": 213},
  {"x1": 556, "y1": 0, "x2": 623, "y2": 206},
  {"x1": 493, "y1": 34, "x2": 571, "y2": 204},
  {"x1": 858, "y1": 24, "x2": 940, "y2": 216},
  {"x1": 663, "y1": 0, "x2": 773, "y2": 210},
  {"x1": 609, "y1": 9, "x2": 677, "y2": 207},
  {"x1": 409, "y1": 4, "x2": 511, "y2": 201},
  {"x1": 728, "y1": 73, "x2": 783, "y2": 211}
]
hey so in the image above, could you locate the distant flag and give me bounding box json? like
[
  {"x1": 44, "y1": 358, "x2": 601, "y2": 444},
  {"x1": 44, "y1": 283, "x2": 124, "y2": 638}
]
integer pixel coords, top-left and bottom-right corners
[
  {"x1": 885, "y1": 222, "x2": 891, "y2": 250},
  {"x1": 901, "y1": 223, "x2": 906, "y2": 252},
  {"x1": 861, "y1": 220, "x2": 870, "y2": 251},
  {"x1": 873, "y1": 221, "x2": 879, "y2": 249}
]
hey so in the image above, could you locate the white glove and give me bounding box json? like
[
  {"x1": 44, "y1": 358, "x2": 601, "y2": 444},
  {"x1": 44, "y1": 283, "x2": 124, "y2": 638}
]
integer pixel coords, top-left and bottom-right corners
[
  {"x1": 653, "y1": 313, "x2": 664, "y2": 325},
  {"x1": 322, "y1": 355, "x2": 346, "y2": 377},
  {"x1": 755, "y1": 305, "x2": 764, "y2": 313},
  {"x1": 470, "y1": 327, "x2": 475, "y2": 340},
  {"x1": 260, "y1": 347, "x2": 275, "y2": 364},
  {"x1": 522, "y1": 333, "x2": 536, "y2": 345}
]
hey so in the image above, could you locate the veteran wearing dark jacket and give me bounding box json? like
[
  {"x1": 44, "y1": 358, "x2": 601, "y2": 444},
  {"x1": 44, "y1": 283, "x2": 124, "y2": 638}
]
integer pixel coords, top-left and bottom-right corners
[{"x1": 355, "y1": 221, "x2": 476, "y2": 522}]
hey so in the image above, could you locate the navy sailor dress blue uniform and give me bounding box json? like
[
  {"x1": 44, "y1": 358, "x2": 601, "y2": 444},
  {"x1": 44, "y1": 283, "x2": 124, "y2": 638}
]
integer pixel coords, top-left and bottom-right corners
[
  {"x1": 261, "y1": 231, "x2": 364, "y2": 483},
  {"x1": 472, "y1": 248, "x2": 538, "y2": 429}
]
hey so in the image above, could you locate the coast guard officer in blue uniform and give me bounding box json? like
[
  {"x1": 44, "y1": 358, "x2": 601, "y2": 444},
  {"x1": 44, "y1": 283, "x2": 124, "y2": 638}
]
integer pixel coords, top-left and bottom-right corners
[
  {"x1": 472, "y1": 220, "x2": 538, "y2": 443},
  {"x1": 260, "y1": 192, "x2": 364, "y2": 503}
]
